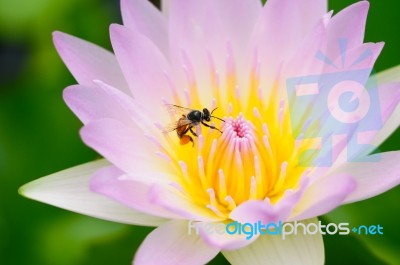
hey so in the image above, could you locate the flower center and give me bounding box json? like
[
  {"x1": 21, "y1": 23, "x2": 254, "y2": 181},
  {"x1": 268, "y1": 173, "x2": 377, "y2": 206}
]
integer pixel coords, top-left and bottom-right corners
[
  {"x1": 157, "y1": 49, "x2": 314, "y2": 219},
  {"x1": 228, "y1": 115, "x2": 252, "y2": 138},
  {"x1": 160, "y1": 101, "x2": 312, "y2": 219}
]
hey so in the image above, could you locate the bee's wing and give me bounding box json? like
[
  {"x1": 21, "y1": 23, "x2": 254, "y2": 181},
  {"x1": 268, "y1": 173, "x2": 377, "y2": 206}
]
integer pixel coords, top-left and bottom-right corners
[
  {"x1": 162, "y1": 118, "x2": 193, "y2": 134},
  {"x1": 164, "y1": 104, "x2": 194, "y2": 116}
]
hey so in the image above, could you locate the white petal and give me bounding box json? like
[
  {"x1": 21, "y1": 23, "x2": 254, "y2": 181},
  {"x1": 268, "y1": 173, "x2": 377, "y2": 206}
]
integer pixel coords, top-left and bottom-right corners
[
  {"x1": 19, "y1": 159, "x2": 166, "y2": 226},
  {"x1": 334, "y1": 152, "x2": 400, "y2": 204},
  {"x1": 134, "y1": 220, "x2": 219, "y2": 265},
  {"x1": 161, "y1": 0, "x2": 169, "y2": 16},
  {"x1": 222, "y1": 218, "x2": 324, "y2": 265},
  {"x1": 371, "y1": 65, "x2": 400, "y2": 147},
  {"x1": 374, "y1": 64, "x2": 400, "y2": 83}
]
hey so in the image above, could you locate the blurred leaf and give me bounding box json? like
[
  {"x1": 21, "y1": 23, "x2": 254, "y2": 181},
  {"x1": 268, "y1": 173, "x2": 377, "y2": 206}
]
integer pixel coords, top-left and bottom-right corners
[
  {"x1": 36, "y1": 215, "x2": 127, "y2": 265},
  {"x1": 80, "y1": 225, "x2": 154, "y2": 265},
  {"x1": 82, "y1": 225, "x2": 230, "y2": 265},
  {"x1": 320, "y1": 217, "x2": 388, "y2": 265},
  {"x1": 208, "y1": 253, "x2": 230, "y2": 265},
  {"x1": 324, "y1": 186, "x2": 400, "y2": 264}
]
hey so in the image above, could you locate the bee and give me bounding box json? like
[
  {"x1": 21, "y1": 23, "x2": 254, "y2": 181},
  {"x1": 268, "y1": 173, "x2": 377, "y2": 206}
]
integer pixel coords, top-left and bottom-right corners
[{"x1": 163, "y1": 104, "x2": 225, "y2": 146}]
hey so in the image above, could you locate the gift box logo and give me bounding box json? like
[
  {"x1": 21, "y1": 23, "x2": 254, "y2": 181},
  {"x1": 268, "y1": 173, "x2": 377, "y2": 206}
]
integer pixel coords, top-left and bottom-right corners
[{"x1": 286, "y1": 39, "x2": 382, "y2": 166}]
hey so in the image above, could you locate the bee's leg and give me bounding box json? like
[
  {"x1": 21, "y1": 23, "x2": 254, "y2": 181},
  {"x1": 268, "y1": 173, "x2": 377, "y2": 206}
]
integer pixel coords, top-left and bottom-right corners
[
  {"x1": 181, "y1": 127, "x2": 191, "y2": 135},
  {"x1": 189, "y1": 127, "x2": 198, "y2": 137},
  {"x1": 201, "y1": 121, "x2": 223, "y2": 133}
]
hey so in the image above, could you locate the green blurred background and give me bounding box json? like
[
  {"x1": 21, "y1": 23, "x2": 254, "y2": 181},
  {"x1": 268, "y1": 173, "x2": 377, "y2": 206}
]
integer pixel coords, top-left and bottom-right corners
[{"x1": 0, "y1": 0, "x2": 399, "y2": 264}]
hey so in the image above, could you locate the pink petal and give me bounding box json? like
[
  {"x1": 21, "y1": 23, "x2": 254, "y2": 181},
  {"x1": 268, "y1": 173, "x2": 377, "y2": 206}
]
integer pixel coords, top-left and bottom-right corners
[
  {"x1": 164, "y1": 0, "x2": 258, "y2": 104},
  {"x1": 83, "y1": 137, "x2": 227, "y2": 227},
  {"x1": 335, "y1": 81, "x2": 399, "y2": 162},
  {"x1": 209, "y1": 0, "x2": 261, "y2": 56},
  {"x1": 298, "y1": 41, "x2": 385, "y2": 165},
  {"x1": 331, "y1": 42, "x2": 384, "y2": 71},
  {"x1": 289, "y1": 173, "x2": 356, "y2": 221},
  {"x1": 134, "y1": 220, "x2": 220, "y2": 265},
  {"x1": 222, "y1": 218, "x2": 324, "y2": 265},
  {"x1": 326, "y1": 1, "x2": 369, "y2": 59},
  {"x1": 167, "y1": 0, "x2": 259, "y2": 103},
  {"x1": 80, "y1": 118, "x2": 171, "y2": 178},
  {"x1": 121, "y1": 0, "x2": 168, "y2": 54},
  {"x1": 90, "y1": 165, "x2": 180, "y2": 219},
  {"x1": 278, "y1": 17, "x2": 330, "y2": 128},
  {"x1": 230, "y1": 177, "x2": 310, "y2": 223},
  {"x1": 251, "y1": 0, "x2": 327, "y2": 88},
  {"x1": 253, "y1": 0, "x2": 327, "y2": 50},
  {"x1": 109, "y1": 24, "x2": 172, "y2": 119},
  {"x1": 317, "y1": 42, "x2": 385, "y2": 165},
  {"x1": 197, "y1": 221, "x2": 259, "y2": 250},
  {"x1": 332, "y1": 152, "x2": 400, "y2": 204},
  {"x1": 283, "y1": 17, "x2": 328, "y2": 78},
  {"x1": 167, "y1": 0, "x2": 224, "y2": 104},
  {"x1": 206, "y1": 0, "x2": 262, "y2": 103},
  {"x1": 149, "y1": 184, "x2": 223, "y2": 222},
  {"x1": 19, "y1": 159, "x2": 166, "y2": 226},
  {"x1": 53, "y1": 31, "x2": 129, "y2": 94},
  {"x1": 230, "y1": 200, "x2": 281, "y2": 224},
  {"x1": 63, "y1": 81, "x2": 159, "y2": 135},
  {"x1": 63, "y1": 84, "x2": 134, "y2": 125},
  {"x1": 168, "y1": 0, "x2": 223, "y2": 53},
  {"x1": 81, "y1": 119, "x2": 222, "y2": 221}
]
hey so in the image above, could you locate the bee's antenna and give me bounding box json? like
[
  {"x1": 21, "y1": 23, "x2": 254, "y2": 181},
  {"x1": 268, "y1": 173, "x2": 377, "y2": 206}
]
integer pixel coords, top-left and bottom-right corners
[
  {"x1": 211, "y1": 107, "x2": 218, "y2": 115},
  {"x1": 211, "y1": 116, "x2": 226, "y2": 122}
]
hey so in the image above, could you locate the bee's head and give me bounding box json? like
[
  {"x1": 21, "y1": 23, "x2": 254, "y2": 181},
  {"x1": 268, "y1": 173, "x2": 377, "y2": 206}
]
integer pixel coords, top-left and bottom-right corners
[{"x1": 203, "y1": 108, "x2": 211, "y2": 121}]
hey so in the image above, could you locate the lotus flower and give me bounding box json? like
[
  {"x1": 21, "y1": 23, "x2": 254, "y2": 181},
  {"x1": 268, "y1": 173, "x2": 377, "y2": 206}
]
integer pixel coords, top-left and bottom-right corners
[{"x1": 20, "y1": 0, "x2": 400, "y2": 264}]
